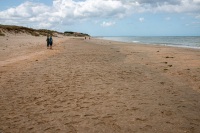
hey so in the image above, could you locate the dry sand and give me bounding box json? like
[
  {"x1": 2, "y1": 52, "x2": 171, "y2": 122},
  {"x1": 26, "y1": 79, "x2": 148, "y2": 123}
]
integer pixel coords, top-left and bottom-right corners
[{"x1": 0, "y1": 34, "x2": 200, "y2": 133}]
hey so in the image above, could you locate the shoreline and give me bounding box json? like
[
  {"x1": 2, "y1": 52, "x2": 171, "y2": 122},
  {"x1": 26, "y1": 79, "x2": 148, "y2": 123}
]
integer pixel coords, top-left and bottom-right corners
[
  {"x1": 1, "y1": 36, "x2": 200, "y2": 133},
  {"x1": 95, "y1": 36, "x2": 200, "y2": 50}
]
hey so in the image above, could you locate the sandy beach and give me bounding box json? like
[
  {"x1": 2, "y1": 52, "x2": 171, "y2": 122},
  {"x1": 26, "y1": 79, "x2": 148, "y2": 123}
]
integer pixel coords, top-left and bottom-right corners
[{"x1": 0, "y1": 34, "x2": 200, "y2": 133}]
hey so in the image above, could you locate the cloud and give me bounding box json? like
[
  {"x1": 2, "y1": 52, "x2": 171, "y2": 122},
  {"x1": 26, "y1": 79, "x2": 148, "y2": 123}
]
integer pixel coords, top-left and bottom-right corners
[
  {"x1": 0, "y1": 2, "x2": 49, "y2": 19},
  {"x1": 0, "y1": 0, "x2": 132, "y2": 29},
  {"x1": 139, "y1": 17, "x2": 144, "y2": 22},
  {"x1": 186, "y1": 21, "x2": 200, "y2": 27},
  {"x1": 193, "y1": 0, "x2": 200, "y2": 3},
  {"x1": 73, "y1": 0, "x2": 130, "y2": 18},
  {"x1": 0, "y1": 0, "x2": 200, "y2": 30},
  {"x1": 101, "y1": 21, "x2": 116, "y2": 27},
  {"x1": 37, "y1": 22, "x2": 52, "y2": 29},
  {"x1": 138, "y1": 0, "x2": 181, "y2": 5},
  {"x1": 165, "y1": 17, "x2": 171, "y2": 21},
  {"x1": 195, "y1": 15, "x2": 200, "y2": 19}
]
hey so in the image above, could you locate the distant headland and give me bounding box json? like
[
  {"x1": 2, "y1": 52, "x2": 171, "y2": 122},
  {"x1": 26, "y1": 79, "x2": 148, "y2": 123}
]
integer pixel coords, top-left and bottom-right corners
[{"x1": 0, "y1": 24, "x2": 90, "y2": 37}]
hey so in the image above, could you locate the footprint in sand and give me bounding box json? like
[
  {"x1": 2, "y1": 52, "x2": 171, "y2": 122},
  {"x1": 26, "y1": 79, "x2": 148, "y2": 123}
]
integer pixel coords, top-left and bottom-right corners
[
  {"x1": 161, "y1": 110, "x2": 173, "y2": 116},
  {"x1": 140, "y1": 125, "x2": 153, "y2": 131},
  {"x1": 165, "y1": 56, "x2": 174, "y2": 58}
]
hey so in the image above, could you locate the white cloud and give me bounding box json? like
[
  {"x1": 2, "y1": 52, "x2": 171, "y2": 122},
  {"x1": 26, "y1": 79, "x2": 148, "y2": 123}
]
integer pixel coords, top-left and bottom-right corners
[
  {"x1": 165, "y1": 17, "x2": 171, "y2": 21},
  {"x1": 0, "y1": 0, "x2": 132, "y2": 29},
  {"x1": 185, "y1": 21, "x2": 200, "y2": 27},
  {"x1": 0, "y1": 2, "x2": 49, "y2": 18},
  {"x1": 139, "y1": 17, "x2": 144, "y2": 22},
  {"x1": 195, "y1": 15, "x2": 200, "y2": 19},
  {"x1": 193, "y1": 0, "x2": 200, "y2": 3},
  {"x1": 101, "y1": 21, "x2": 116, "y2": 27},
  {"x1": 37, "y1": 23, "x2": 52, "y2": 29},
  {"x1": 0, "y1": 0, "x2": 200, "y2": 30},
  {"x1": 192, "y1": 22, "x2": 200, "y2": 24}
]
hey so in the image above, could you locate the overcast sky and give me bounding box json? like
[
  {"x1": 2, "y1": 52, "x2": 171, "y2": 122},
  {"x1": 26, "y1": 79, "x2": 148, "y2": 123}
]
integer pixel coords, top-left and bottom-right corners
[{"x1": 0, "y1": 0, "x2": 200, "y2": 36}]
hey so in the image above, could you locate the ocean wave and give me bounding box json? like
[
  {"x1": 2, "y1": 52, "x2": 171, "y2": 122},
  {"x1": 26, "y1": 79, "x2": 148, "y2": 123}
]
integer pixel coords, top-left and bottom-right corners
[
  {"x1": 97, "y1": 36, "x2": 200, "y2": 49},
  {"x1": 132, "y1": 41, "x2": 140, "y2": 43}
]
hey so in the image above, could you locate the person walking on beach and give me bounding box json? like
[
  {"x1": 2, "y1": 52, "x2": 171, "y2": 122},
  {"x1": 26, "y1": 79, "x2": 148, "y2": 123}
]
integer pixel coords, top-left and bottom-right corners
[
  {"x1": 46, "y1": 35, "x2": 50, "y2": 49},
  {"x1": 49, "y1": 35, "x2": 53, "y2": 49}
]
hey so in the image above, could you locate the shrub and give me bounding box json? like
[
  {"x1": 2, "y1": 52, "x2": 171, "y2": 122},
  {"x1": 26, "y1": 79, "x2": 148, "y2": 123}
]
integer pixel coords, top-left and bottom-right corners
[{"x1": 0, "y1": 30, "x2": 5, "y2": 36}]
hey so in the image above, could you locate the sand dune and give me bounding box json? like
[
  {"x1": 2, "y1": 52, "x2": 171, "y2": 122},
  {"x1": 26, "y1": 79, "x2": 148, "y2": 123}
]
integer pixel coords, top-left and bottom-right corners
[{"x1": 0, "y1": 35, "x2": 200, "y2": 133}]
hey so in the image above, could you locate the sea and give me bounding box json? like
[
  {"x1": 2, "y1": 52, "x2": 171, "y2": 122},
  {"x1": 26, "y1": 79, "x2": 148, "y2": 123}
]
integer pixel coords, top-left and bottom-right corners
[{"x1": 98, "y1": 36, "x2": 200, "y2": 49}]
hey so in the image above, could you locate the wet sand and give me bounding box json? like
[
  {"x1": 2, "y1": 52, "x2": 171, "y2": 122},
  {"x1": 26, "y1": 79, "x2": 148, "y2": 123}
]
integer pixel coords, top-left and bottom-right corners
[{"x1": 0, "y1": 35, "x2": 200, "y2": 133}]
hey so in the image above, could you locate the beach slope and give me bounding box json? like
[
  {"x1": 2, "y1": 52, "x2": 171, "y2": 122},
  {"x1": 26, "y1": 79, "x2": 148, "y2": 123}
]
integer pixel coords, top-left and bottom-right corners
[{"x1": 0, "y1": 36, "x2": 200, "y2": 133}]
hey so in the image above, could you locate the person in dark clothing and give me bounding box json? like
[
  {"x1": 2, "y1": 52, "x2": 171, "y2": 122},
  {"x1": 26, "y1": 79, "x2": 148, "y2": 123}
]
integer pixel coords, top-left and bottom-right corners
[
  {"x1": 49, "y1": 35, "x2": 53, "y2": 49},
  {"x1": 46, "y1": 35, "x2": 50, "y2": 49}
]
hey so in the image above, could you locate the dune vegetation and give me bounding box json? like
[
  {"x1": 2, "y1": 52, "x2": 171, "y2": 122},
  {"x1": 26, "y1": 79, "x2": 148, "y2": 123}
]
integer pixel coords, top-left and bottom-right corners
[{"x1": 0, "y1": 24, "x2": 90, "y2": 37}]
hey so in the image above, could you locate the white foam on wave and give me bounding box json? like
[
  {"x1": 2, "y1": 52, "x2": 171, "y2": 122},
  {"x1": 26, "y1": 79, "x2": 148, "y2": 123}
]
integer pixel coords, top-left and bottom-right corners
[{"x1": 132, "y1": 41, "x2": 140, "y2": 43}]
